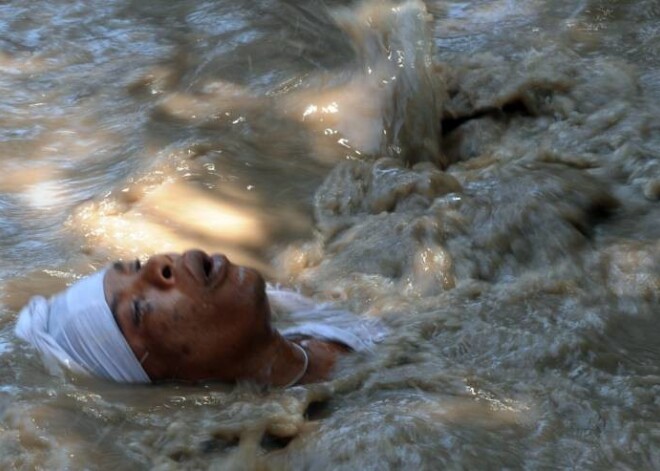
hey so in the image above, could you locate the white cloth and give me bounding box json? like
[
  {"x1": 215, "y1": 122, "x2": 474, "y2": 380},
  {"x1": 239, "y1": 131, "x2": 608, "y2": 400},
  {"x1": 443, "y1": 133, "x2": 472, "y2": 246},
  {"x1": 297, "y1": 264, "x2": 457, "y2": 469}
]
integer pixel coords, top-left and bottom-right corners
[
  {"x1": 268, "y1": 287, "x2": 388, "y2": 352},
  {"x1": 14, "y1": 269, "x2": 150, "y2": 383}
]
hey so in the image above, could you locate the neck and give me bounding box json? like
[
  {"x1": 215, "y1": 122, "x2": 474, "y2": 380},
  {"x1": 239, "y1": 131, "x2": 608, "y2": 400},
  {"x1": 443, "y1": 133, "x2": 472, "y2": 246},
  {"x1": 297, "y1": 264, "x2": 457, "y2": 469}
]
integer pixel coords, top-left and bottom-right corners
[
  {"x1": 243, "y1": 330, "x2": 310, "y2": 387},
  {"x1": 242, "y1": 329, "x2": 349, "y2": 387}
]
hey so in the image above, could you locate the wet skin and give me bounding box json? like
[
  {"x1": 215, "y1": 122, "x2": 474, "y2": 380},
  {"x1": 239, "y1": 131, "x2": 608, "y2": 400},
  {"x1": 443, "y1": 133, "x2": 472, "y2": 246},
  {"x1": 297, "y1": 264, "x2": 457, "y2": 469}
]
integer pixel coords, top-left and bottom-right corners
[
  {"x1": 103, "y1": 250, "x2": 348, "y2": 385},
  {"x1": 103, "y1": 250, "x2": 275, "y2": 382}
]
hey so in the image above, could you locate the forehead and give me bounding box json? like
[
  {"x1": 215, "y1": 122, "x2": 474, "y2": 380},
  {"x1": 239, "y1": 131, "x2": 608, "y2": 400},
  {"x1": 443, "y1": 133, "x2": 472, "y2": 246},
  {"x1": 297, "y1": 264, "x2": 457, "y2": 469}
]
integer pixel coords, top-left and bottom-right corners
[
  {"x1": 103, "y1": 264, "x2": 128, "y2": 316},
  {"x1": 104, "y1": 262, "x2": 127, "y2": 296},
  {"x1": 103, "y1": 262, "x2": 154, "y2": 314}
]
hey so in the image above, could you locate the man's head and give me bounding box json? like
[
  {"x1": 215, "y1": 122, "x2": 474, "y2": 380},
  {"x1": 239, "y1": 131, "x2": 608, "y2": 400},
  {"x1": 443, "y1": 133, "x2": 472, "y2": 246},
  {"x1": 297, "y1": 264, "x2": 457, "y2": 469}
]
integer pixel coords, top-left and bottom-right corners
[
  {"x1": 16, "y1": 250, "x2": 277, "y2": 383},
  {"x1": 104, "y1": 250, "x2": 275, "y2": 382}
]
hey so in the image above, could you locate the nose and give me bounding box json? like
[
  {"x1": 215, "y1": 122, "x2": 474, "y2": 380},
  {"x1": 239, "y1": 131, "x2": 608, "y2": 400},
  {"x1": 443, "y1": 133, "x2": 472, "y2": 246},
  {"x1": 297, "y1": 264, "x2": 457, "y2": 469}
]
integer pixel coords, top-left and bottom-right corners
[{"x1": 144, "y1": 253, "x2": 177, "y2": 288}]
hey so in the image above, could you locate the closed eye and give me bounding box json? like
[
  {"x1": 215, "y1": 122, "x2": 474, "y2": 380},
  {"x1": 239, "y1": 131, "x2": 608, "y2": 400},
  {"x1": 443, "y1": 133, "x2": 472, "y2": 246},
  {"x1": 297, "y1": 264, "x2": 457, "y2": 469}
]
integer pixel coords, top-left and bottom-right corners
[{"x1": 132, "y1": 299, "x2": 144, "y2": 327}]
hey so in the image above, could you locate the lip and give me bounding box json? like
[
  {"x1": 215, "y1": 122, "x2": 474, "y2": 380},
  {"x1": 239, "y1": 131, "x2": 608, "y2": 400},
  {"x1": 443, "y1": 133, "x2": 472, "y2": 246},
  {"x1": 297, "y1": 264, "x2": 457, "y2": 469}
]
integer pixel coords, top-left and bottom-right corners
[
  {"x1": 181, "y1": 250, "x2": 210, "y2": 284},
  {"x1": 182, "y1": 250, "x2": 230, "y2": 288},
  {"x1": 208, "y1": 254, "x2": 229, "y2": 288}
]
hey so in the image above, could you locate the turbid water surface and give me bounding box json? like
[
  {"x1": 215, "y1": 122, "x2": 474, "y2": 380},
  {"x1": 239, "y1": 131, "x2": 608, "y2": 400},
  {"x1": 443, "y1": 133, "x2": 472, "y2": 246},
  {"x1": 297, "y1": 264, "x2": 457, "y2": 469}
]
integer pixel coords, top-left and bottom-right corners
[{"x1": 1, "y1": 0, "x2": 659, "y2": 469}]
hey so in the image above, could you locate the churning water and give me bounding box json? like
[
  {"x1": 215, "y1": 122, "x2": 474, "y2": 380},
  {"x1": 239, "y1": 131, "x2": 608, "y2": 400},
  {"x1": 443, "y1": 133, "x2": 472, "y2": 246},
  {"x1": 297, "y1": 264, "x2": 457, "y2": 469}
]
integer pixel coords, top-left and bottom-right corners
[{"x1": 0, "y1": 0, "x2": 659, "y2": 469}]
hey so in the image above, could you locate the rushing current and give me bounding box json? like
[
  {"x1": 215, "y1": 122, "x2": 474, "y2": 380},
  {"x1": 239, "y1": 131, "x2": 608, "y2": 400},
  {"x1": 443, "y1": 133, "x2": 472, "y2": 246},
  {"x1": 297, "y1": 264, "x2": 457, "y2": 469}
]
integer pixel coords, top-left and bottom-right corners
[{"x1": 1, "y1": 0, "x2": 659, "y2": 468}]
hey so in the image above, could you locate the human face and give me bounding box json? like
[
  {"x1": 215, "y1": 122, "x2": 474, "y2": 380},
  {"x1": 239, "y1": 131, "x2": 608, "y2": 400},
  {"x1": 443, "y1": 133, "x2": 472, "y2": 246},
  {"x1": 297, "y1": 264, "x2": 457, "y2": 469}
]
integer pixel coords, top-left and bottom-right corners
[{"x1": 103, "y1": 250, "x2": 273, "y2": 382}]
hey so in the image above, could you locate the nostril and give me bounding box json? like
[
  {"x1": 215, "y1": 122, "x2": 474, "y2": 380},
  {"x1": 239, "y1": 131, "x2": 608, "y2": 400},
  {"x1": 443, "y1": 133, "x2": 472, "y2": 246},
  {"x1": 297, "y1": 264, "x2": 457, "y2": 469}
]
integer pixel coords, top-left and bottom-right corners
[{"x1": 162, "y1": 265, "x2": 172, "y2": 279}]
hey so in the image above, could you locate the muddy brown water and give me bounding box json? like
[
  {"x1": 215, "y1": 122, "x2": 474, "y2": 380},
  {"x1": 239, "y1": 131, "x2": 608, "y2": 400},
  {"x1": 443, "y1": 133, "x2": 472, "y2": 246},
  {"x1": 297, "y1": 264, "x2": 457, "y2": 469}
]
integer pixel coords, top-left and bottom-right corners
[{"x1": 1, "y1": 0, "x2": 659, "y2": 469}]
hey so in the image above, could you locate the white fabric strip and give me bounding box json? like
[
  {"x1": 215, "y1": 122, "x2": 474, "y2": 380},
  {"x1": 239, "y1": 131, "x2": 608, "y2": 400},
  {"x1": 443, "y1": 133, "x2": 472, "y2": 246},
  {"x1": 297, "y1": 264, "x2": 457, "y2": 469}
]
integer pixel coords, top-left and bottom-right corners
[
  {"x1": 15, "y1": 269, "x2": 151, "y2": 383},
  {"x1": 268, "y1": 287, "x2": 388, "y2": 352}
]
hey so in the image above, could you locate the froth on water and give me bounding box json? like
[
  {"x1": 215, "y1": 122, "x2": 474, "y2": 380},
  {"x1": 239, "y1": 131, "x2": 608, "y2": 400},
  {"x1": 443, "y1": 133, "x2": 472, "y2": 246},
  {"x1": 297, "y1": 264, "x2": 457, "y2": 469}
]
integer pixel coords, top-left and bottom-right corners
[{"x1": 1, "y1": 0, "x2": 660, "y2": 469}]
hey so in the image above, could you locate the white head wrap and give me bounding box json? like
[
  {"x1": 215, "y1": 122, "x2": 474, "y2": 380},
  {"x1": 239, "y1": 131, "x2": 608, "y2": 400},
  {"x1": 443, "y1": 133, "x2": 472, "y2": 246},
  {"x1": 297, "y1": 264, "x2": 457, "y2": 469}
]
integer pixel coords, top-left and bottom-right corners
[{"x1": 14, "y1": 269, "x2": 151, "y2": 383}]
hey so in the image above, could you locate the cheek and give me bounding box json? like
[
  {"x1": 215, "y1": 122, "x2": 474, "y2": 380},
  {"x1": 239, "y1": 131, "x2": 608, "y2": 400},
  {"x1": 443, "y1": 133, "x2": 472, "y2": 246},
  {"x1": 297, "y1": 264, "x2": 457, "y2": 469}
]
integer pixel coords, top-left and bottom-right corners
[
  {"x1": 146, "y1": 289, "x2": 268, "y2": 365},
  {"x1": 144, "y1": 303, "x2": 219, "y2": 358},
  {"x1": 140, "y1": 304, "x2": 189, "y2": 352}
]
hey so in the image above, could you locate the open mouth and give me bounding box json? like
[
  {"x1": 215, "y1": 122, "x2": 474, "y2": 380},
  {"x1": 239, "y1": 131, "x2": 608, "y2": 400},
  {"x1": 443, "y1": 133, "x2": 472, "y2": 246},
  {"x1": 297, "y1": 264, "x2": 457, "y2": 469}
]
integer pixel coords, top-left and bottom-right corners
[
  {"x1": 183, "y1": 250, "x2": 230, "y2": 287},
  {"x1": 183, "y1": 250, "x2": 214, "y2": 284},
  {"x1": 202, "y1": 254, "x2": 213, "y2": 278}
]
